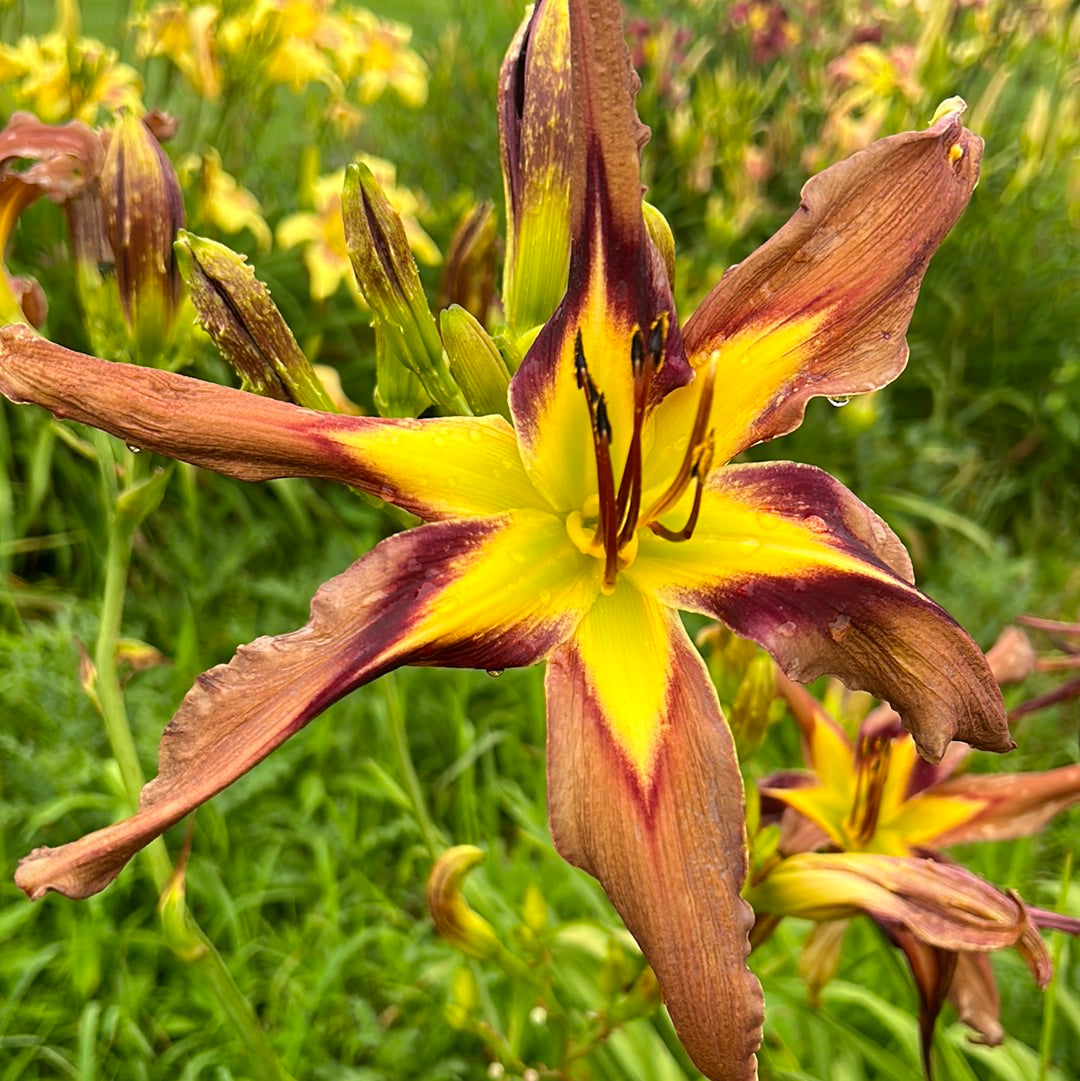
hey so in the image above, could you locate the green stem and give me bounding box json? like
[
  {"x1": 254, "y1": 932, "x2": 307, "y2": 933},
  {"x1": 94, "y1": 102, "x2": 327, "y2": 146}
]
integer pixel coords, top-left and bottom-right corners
[
  {"x1": 383, "y1": 674, "x2": 443, "y2": 856},
  {"x1": 89, "y1": 437, "x2": 291, "y2": 1081},
  {"x1": 1038, "y1": 850, "x2": 1074, "y2": 1081}
]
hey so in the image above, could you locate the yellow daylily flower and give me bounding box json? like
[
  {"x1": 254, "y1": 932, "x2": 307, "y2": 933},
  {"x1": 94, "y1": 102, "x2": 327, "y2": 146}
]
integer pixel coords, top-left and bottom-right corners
[{"x1": 2, "y1": 2, "x2": 1008, "y2": 1078}]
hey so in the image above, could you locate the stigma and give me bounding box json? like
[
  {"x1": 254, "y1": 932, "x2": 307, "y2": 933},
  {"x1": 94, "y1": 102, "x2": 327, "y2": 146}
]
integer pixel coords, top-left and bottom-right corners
[{"x1": 569, "y1": 318, "x2": 716, "y2": 594}]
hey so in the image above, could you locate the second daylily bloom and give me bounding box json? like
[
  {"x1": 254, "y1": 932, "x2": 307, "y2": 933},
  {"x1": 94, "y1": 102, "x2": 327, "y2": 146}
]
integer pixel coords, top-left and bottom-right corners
[
  {"x1": 753, "y1": 646, "x2": 1080, "y2": 1064},
  {"x1": 2, "y1": 2, "x2": 1008, "y2": 1078}
]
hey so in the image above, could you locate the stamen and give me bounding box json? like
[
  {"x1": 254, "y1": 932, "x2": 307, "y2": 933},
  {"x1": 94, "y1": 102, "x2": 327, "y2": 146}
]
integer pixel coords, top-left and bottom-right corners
[
  {"x1": 641, "y1": 358, "x2": 717, "y2": 525},
  {"x1": 847, "y1": 736, "x2": 891, "y2": 846},
  {"x1": 648, "y1": 433, "x2": 713, "y2": 542},
  {"x1": 575, "y1": 332, "x2": 619, "y2": 590}
]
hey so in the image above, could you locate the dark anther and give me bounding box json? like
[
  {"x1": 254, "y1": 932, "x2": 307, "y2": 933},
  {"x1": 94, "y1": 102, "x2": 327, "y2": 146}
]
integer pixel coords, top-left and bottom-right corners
[
  {"x1": 648, "y1": 316, "x2": 665, "y2": 369},
  {"x1": 594, "y1": 395, "x2": 612, "y2": 443},
  {"x1": 574, "y1": 329, "x2": 587, "y2": 388},
  {"x1": 630, "y1": 328, "x2": 645, "y2": 377}
]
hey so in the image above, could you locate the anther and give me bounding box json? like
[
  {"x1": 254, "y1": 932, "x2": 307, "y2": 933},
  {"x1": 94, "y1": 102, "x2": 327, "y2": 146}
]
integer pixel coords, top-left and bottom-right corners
[
  {"x1": 594, "y1": 395, "x2": 612, "y2": 443},
  {"x1": 574, "y1": 329, "x2": 587, "y2": 389},
  {"x1": 630, "y1": 329, "x2": 645, "y2": 377},
  {"x1": 648, "y1": 315, "x2": 665, "y2": 370}
]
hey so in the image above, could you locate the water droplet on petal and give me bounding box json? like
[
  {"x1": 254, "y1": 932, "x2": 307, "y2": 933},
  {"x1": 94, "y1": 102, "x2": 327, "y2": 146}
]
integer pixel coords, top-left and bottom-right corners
[
  {"x1": 778, "y1": 620, "x2": 797, "y2": 637},
  {"x1": 486, "y1": 669, "x2": 504, "y2": 678},
  {"x1": 803, "y1": 514, "x2": 828, "y2": 534},
  {"x1": 126, "y1": 444, "x2": 142, "y2": 453},
  {"x1": 739, "y1": 537, "x2": 762, "y2": 555},
  {"x1": 829, "y1": 613, "x2": 851, "y2": 642},
  {"x1": 827, "y1": 395, "x2": 852, "y2": 408}
]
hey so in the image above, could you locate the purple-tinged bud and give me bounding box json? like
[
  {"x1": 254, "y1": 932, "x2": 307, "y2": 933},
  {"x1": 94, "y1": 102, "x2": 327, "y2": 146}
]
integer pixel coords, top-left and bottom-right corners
[
  {"x1": 101, "y1": 111, "x2": 184, "y2": 355},
  {"x1": 175, "y1": 231, "x2": 336, "y2": 412}
]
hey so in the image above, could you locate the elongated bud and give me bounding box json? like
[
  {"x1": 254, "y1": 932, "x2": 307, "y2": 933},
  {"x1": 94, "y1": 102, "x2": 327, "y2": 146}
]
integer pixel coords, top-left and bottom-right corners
[
  {"x1": 373, "y1": 323, "x2": 433, "y2": 417},
  {"x1": 437, "y1": 201, "x2": 497, "y2": 324},
  {"x1": 730, "y1": 652, "x2": 777, "y2": 759},
  {"x1": 427, "y1": 845, "x2": 500, "y2": 961},
  {"x1": 342, "y1": 162, "x2": 470, "y2": 415},
  {"x1": 440, "y1": 305, "x2": 511, "y2": 419},
  {"x1": 175, "y1": 231, "x2": 336, "y2": 411},
  {"x1": 101, "y1": 111, "x2": 184, "y2": 356},
  {"x1": 498, "y1": 0, "x2": 573, "y2": 340}
]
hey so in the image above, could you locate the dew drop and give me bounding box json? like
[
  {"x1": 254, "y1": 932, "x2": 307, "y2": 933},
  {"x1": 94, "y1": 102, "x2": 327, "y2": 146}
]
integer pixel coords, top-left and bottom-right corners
[
  {"x1": 827, "y1": 395, "x2": 852, "y2": 408},
  {"x1": 777, "y1": 620, "x2": 797, "y2": 637},
  {"x1": 755, "y1": 510, "x2": 779, "y2": 531},
  {"x1": 486, "y1": 669, "x2": 505, "y2": 678},
  {"x1": 739, "y1": 537, "x2": 762, "y2": 555},
  {"x1": 828, "y1": 613, "x2": 851, "y2": 642},
  {"x1": 126, "y1": 443, "x2": 142, "y2": 454},
  {"x1": 803, "y1": 514, "x2": 828, "y2": 534}
]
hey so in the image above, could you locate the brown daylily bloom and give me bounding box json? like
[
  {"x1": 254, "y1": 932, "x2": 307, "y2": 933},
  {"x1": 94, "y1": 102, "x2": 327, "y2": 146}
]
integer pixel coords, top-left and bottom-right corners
[{"x1": 2, "y1": 2, "x2": 1005, "y2": 1078}]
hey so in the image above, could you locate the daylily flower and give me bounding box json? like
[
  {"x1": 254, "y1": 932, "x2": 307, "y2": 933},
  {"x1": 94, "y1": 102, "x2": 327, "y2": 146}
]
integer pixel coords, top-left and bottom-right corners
[
  {"x1": 2, "y1": 2, "x2": 1008, "y2": 1078},
  {"x1": 753, "y1": 641, "x2": 1080, "y2": 1065}
]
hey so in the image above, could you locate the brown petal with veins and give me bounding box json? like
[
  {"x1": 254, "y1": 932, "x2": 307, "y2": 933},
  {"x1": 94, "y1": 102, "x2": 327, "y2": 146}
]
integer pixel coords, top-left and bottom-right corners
[
  {"x1": 683, "y1": 109, "x2": 983, "y2": 457},
  {"x1": 16, "y1": 517, "x2": 570, "y2": 901},
  {"x1": 546, "y1": 617, "x2": 763, "y2": 1081},
  {"x1": 932, "y1": 763, "x2": 1080, "y2": 846}
]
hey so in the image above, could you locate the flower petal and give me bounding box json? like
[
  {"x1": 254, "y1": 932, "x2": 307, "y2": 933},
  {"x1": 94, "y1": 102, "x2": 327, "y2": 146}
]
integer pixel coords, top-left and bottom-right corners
[
  {"x1": 0, "y1": 326, "x2": 548, "y2": 519},
  {"x1": 16, "y1": 511, "x2": 597, "y2": 901},
  {"x1": 948, "y1": 952, "x2": 1004, "y2": 1046},
  {"x1": 931, "y1": 763, "x2": 1080, "y2": 846},
  {"x1": 508, "y1": 0, "x2": 690, "y2": 512},
  {"x1": 677, "y1": 107, "x2": 983, "y2": 461},
  {"x1": 546, "y1": 591, "x2": 763, "y2": 1081},
  {"x1": 630, "y1": 461, "x2": 1009, "y2": 762},
  {"x1": 748, "y1": 853, "x2": 1040, "y2": 957}
]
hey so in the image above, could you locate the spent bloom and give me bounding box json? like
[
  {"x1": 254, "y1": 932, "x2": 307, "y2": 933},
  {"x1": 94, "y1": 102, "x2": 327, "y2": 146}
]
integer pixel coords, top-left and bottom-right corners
[{"x1": 0, "y1": 1, "x2": 1007, "y2": 1077}]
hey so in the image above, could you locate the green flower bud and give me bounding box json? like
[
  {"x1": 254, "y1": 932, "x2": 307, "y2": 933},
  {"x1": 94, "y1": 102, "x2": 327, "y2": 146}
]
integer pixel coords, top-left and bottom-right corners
[
  {"x1": 342, "y1": 162, "x2": 470, "y2": 415},
  {"x1": 437, "y1": 201, "x2": 497, "y2": 325},
  {"x1": 440, "y1": 305, "x2": 511, "y2": 419},
  {"x1": 175, "y1": 231, "x2": 336, "y2": 411}
]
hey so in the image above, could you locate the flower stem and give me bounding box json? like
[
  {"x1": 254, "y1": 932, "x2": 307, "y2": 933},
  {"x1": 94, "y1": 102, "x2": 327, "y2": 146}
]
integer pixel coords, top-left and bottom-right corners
[{"x1": 383, "y1": 673, "x2": 443, "y2": 856}]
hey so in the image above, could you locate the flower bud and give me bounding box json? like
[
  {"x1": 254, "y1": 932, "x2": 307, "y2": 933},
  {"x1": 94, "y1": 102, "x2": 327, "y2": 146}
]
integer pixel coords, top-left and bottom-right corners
[
  {"x1": 342, "y1": 161, "x2": 470, "y2": 415},
  {"x1": 101, "y1": 111, "x2": 184, "y2": 356},
  {"x1": 730, "y1": 652, "x2": 777, "y2": 759},
  {"x1": 175, "y1": 231, "x2": 336, "y2": 411},
  {"x1": 440, "y1": 305, "x2": 511, "y2": 419},
  {"x1": 498, "y1": 0, "x2": 573, "y2": 340},
  {"x1": 427, "y1": 845, "x2": 499, "y2": 961},
  {"x1": 437, "y1": 201, "x2": 497, "y2": 325}
]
